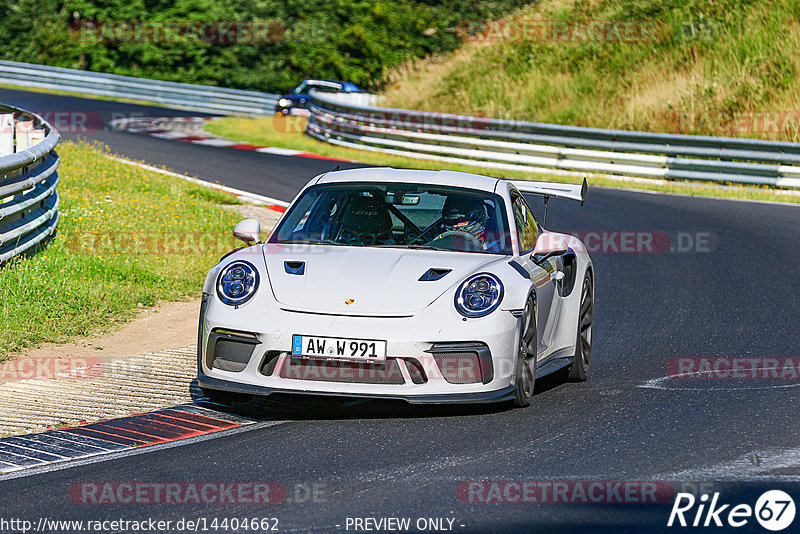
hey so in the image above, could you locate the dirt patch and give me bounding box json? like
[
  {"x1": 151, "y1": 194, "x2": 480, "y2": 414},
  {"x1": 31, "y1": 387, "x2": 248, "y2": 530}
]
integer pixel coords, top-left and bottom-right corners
[{"x1": 3, "y1": 299, "x2": 200, "y2": 373}]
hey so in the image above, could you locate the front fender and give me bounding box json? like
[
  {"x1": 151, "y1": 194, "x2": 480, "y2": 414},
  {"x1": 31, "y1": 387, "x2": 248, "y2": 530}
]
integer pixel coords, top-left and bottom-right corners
[{"x1": 493, "y1": 261, "x2": 537, "y2": 312}]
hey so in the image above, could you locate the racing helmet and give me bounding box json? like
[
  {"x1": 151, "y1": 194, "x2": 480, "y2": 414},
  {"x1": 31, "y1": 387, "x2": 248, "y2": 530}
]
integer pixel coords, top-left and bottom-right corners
[{"x1": 441, "y1": 195, "x2": 489, "y2": 240}]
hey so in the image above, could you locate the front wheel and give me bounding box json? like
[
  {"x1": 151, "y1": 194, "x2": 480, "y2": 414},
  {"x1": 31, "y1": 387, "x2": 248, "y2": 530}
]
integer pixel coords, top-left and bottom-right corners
[
  {"x1": 567, "y1": 272, "x2": 593, "y2": 381},
  {"x1": 513, "y1": 295, "x2": 537, "y2": 407}
]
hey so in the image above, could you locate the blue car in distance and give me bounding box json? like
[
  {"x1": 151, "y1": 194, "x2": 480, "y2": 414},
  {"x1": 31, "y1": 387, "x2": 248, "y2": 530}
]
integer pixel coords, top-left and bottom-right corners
[{"x1": 275, "y1": 79, "x2": 362, "y2": 115}]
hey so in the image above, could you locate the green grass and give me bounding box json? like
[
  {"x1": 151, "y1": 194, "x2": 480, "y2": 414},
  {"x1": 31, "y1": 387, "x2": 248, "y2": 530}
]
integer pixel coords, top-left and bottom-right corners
[
  {"x1": 0, "y1": 141, "x2": 243, "y2": 359},
  {"x1": 206, "y1": 115, "x2": 800, "y2": 204}
]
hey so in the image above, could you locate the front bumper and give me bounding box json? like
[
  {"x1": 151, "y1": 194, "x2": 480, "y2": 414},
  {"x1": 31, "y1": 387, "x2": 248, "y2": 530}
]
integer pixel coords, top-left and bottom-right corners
[
  {"x1": 198, "y1": 297, "x2": 520, "y2": 404},
  {"x1": 198, "y1": 371, "x2": 516, "y2": 404}
]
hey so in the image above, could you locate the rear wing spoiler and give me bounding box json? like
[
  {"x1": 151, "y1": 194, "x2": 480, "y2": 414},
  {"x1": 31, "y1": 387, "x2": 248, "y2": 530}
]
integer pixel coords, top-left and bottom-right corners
[
  {"x1": 509, "y1": 178, "x2": 587, "y2": 206},
  {"x1": 509, "y1": 178, "x2": 587, "y2": 227}
]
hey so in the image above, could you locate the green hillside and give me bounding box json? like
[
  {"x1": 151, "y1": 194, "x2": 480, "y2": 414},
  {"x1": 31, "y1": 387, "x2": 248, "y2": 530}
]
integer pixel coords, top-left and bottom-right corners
[{"x1": 382, "y1": 0, "x2": 800, "y2": 141}]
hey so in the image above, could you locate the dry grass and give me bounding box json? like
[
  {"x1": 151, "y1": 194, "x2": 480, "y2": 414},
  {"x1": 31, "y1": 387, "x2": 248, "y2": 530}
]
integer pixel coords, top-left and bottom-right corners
[{"x1": 381, "y1": 0, "x2": 800, "y2": 141}]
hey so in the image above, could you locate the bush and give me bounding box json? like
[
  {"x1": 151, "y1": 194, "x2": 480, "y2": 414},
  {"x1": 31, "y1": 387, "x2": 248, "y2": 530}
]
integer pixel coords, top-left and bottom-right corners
[{"x1": 0, "y1": 0, "x2": 527, "y2": 92}]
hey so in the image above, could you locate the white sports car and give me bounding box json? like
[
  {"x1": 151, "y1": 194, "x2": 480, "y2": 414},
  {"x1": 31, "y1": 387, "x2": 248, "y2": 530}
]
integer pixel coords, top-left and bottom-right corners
[{"x1": 197, "y1": 168, "x2": 593, "y2": 407}]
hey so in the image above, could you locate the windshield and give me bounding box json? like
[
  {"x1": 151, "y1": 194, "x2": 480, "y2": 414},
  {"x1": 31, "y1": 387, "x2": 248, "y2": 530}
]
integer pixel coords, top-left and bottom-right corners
[
  {"x1": 293, "y1": 81, "x2": 342, "y2": 94},
  {"x1": 270, "y1": 182, "x2": 513, "y2": 255}
]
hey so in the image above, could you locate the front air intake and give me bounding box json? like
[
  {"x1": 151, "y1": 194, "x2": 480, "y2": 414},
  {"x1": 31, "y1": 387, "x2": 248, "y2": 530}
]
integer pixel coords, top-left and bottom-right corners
[
  {"x1": 427, "y1": 342, "x2": 493, "y2": 384},
  {"x1": 404, "y1": 358, "x2": 427, "y2": 384},
  {"x1": 207, "y1": 330, "x2": 260, "y2": 372}
]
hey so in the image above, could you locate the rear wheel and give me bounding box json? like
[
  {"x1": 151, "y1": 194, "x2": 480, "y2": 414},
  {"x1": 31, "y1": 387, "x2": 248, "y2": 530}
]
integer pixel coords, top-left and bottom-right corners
[
  {"x1": 513, "y1": 295, "x2": 537, "y2": 407},
  {"x1": 568, "y1": 272, "x2": 593, "y2": 381}
]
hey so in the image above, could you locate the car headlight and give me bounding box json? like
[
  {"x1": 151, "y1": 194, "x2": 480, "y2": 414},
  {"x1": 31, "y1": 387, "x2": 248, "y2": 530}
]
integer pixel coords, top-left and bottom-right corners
[
  {"x1": 278, "y1": 98, "x2": 291, "y2": 107},
  {"x1": 455, "y1": 273, "x2": 504, "y2": 318},
  {"x1": 216, "y1": 260, "x2": 259, "y2": 306}
]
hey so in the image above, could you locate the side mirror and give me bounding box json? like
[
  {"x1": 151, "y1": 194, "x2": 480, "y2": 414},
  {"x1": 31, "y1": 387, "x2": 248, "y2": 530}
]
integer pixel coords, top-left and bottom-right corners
[
  {"x1": 532, "y1": 232, "x2": 569, "y2": 259},
  {"x1": 233, "y1": 218, "x2": 262, "y2": 246}
]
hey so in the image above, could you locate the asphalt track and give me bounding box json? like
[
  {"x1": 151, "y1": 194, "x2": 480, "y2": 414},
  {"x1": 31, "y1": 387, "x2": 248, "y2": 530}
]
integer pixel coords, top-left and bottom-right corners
[{"x1": 1, "y1": 88, "x2": 799, "y2": 533}]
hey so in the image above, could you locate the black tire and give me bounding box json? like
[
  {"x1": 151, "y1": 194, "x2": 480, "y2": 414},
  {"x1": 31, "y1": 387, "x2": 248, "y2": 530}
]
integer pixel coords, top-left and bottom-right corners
[
  {"x1": 200, "y1": 387, "x2": 252, "y2": 405},
  {"x1": 568, "y1": 272, "x2": 593, "y2": 381},
  {"x1": 513, "y1": 295, "x2": 538, "y2": 407}
]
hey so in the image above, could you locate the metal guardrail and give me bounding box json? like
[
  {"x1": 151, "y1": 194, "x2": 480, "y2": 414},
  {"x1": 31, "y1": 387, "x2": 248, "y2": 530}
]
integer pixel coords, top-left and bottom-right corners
[
  {"x1": 315, "y1": 92, "x2": 384, "y2": 108},
  {"x1": 307, "y1": 91, "x2": 800, "y2": 189},
  {"x1": 0, "y1": 60, "x2": 279, "y2": 116},
  {"x1": 0, "y1": 104, "x2": 60, "y2": 264}
]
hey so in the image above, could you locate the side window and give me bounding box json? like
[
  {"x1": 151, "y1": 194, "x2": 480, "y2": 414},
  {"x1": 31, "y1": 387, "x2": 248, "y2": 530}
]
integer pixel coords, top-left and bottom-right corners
[{"x1": 512, "y1": 194, "x2": 540, "y2": 253}]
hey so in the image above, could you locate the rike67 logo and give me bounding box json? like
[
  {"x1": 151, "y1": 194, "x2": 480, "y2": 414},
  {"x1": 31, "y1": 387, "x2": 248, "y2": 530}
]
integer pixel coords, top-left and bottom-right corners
[{"x1": 668, "y1": 490, "x2": 795, "y2": 530}]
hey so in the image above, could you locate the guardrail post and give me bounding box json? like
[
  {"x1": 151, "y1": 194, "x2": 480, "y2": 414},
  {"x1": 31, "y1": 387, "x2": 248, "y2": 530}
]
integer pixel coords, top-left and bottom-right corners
[
  {"x1": 29, "y1": 128, "x2": 45, "y2": 147},
  {"x1": 15, "y1": 119, "x2": 32, "y2": 152},
  {"x1": 0, "y1": 114, "x2": 12, "y2": 157}
]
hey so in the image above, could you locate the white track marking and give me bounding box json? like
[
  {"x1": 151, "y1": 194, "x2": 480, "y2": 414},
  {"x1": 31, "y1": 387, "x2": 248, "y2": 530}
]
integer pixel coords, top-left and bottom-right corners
[
  {"x1": 111, "y1": 156, "x2": 289, "y2": 206},
  {"x1": 149, "y1": 131, "x2": 191, "y2": 140},
  {"x1": 638, "y1": 375, "x2": 800, "y2": 391},
  {"x1": 255, "y1": 147, "x2": 303, "y2": 156},
  {"x1": 189, "y1": 138, "x2": 237, "y2": 147}
]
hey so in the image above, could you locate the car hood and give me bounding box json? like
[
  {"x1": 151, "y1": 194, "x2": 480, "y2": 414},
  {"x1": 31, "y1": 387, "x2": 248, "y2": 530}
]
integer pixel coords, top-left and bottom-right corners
[{"x1": 261, "y1": 244, "x2": 501, "y2": 315}]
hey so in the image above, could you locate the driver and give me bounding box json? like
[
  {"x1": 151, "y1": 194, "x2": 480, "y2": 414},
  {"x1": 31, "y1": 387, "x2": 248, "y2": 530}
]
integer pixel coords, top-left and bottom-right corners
[{"x1": 435, "y1": 195, "x2": 489, "y2": 245}]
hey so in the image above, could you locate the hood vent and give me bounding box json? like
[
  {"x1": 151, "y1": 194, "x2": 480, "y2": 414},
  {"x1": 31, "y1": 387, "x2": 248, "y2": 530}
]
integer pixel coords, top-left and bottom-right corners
[
  {"x1": 419, "y1": 268, "x2": 452, "y2": 282},
  {"x1": 284, "y1": 261, "x2": 306, "y2": 275}
]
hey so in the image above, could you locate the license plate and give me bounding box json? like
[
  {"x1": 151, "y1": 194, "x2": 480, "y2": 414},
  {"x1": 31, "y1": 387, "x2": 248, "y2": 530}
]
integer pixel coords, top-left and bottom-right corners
[{"x1": 292, "y1": 335, "x2": 387, "y2": 361}]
